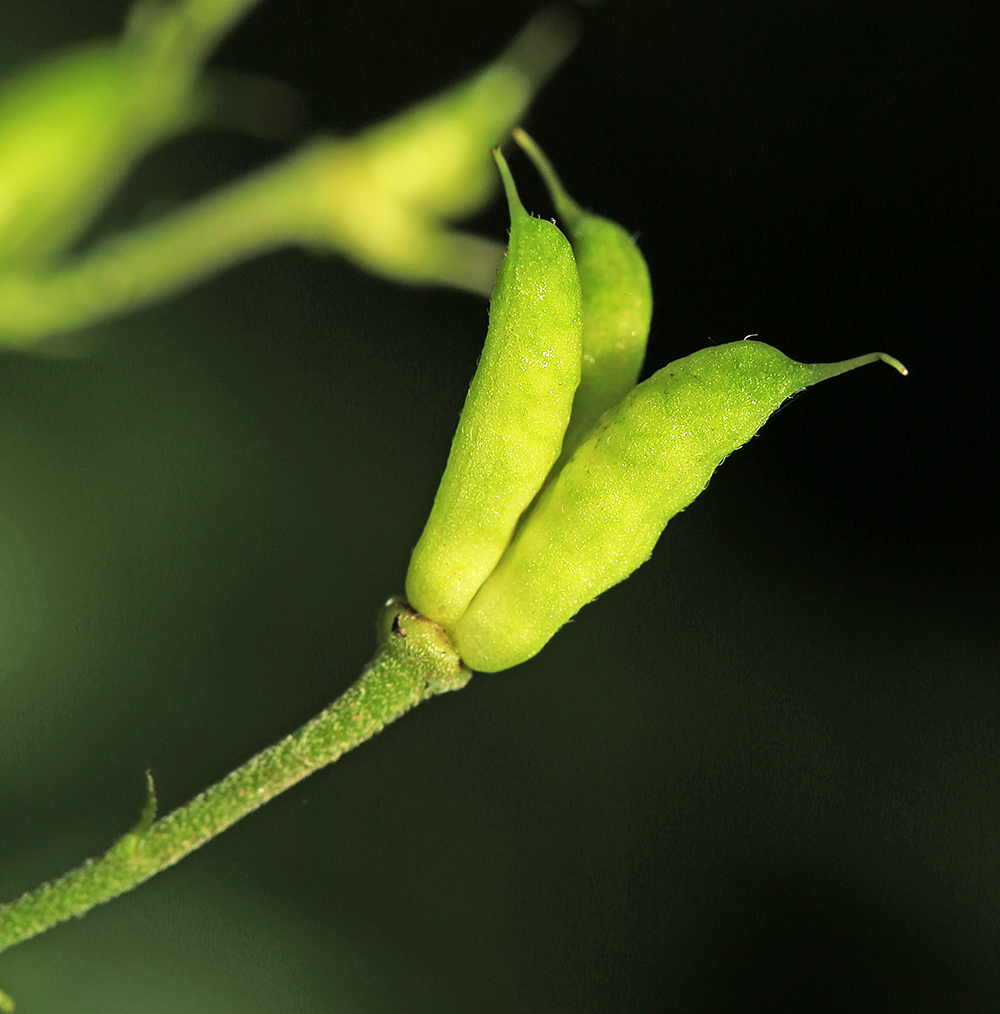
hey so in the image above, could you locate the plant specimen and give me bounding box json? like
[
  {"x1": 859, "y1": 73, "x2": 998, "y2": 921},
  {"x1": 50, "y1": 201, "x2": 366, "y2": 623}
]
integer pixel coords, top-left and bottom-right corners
[{"x1": 0, "y1": 2, "x2": 906, "y2": 1008}]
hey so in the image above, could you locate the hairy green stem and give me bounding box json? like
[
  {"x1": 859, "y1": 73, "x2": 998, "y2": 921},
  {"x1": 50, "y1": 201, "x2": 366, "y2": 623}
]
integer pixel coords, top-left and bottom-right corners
[{"x1": 0, "y1": 600, "x2": 469, "y2": 960}]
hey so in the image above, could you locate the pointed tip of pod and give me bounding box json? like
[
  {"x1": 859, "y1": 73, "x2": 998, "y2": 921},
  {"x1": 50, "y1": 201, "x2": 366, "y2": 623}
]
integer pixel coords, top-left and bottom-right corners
[
  {"x1": 805, "y1": 351, "x2": 909, "y2": 386},
  {"x1": 491, "y1": 147, "x2": 528, "y2": 225},
  {"x1": 512, "y1": 128, "x2": 584, "y2": 227},
  {"x1": 876, "y1": 352, "x2": 909, "y2": 376}
]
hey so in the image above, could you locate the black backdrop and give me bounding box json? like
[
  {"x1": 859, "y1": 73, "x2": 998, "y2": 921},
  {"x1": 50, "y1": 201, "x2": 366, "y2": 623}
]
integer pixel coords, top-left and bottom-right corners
[{"x1": 0, "y1": 1, "x2": 996, "y2": 1010}]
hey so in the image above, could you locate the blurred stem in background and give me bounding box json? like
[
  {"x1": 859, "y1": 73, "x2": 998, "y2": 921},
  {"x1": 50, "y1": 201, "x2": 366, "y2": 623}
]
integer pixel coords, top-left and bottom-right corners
[
  {"x1": 0, "y1": 0, "x2": 575, "y2": 349},
  {"x1": 131, "y1": 0, "x2": 273, "y2": 68},
  {"x1": 0, "y1": 139, "x2": 504, "y2": 343}
]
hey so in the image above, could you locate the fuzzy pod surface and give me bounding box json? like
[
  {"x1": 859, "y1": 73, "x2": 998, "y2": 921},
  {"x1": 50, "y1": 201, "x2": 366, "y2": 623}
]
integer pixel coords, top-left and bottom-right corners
[
  {"x1": 453, "y1": 340, "x2": 906, "y2": 671},
  {"x1": 405, "y1": 149, "x2": 583, "y2": 629},
  {"x1": 513, "y1": 129, "x2": 653, "y2": 461}
]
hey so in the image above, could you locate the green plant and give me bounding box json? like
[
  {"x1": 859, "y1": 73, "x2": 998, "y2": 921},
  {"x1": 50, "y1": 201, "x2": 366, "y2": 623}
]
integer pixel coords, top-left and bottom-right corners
[
  {"x1": 0, "y1": 2, "x2": 906, "y2": 1009},
  {"x1": 512, "y1": 128, "x2": 653, "y2": 462},
  {"x1": 405, "y1": 149, "x2": 583, "y2": 630},
  {"x1": 0, "y1": 1, "x2": 574, "y2": 346}
]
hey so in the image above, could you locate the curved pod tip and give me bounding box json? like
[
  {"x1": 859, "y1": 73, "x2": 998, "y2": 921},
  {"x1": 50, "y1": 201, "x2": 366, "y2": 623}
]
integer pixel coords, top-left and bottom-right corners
[
  {"x1": 491, "y1": 147, "x2": 528, "y2": 222},
  {"x1": 511, "y1": 127, "x2": 583, "y2": 227},
  {"x1": 807, "y1": 351, "x2": 908, "y2": 384}
]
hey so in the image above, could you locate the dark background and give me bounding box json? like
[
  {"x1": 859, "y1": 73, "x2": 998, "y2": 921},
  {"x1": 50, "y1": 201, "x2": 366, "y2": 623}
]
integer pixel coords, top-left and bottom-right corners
[{"x1": 1, "y1": 1, "x2": 996, "y2": 1010}]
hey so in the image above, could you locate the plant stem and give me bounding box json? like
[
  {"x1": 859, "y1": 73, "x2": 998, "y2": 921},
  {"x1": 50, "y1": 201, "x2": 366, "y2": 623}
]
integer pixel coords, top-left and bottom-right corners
[
  {"x1": 0, "y1": 600, "x2": 470, "y2": 959},
  {"x1": 0, "y1": 142, "x2": 321, "y2": 346},
  {"x1": 174, "y1": 0, "x2": 268, "y2": 60},
  {"x1": 126, "y1": 0, "x2": 268, "y2": 69},
  {"x1": 0, "y1": 138, "x2": 504, "y2": 347}
]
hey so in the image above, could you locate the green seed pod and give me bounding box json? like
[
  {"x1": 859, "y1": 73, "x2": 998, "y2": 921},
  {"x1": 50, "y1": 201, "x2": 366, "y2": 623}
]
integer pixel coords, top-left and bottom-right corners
[
  {"x1": 453, "y1": 340, "x2": 907, "y2": 672},
  {"x1": 354, "y1": 11, "x2": 577, "y2": 221},
  {"x1": 0, "y1": 42, "x2": 200, "y2": 268},
  {"x1": 405, "y1": 150, "x2": 583, "y2": 630},
  {"x1": 306, "y1": 12, "x2": 576, "y2": 296},
  {"x1": 513, "y1": 129, "x2": 653, "y2": 460}
]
